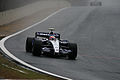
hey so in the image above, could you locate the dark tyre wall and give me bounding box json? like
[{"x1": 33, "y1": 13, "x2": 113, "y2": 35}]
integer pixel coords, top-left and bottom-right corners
[{"x1": 0, "y1": 0, "x2": 39, "y2": 12}]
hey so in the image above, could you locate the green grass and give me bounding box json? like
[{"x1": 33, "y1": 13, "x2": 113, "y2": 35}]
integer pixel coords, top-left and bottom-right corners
[{"x1": 0, "y1": 54, "x2": 60, "y2": 80}]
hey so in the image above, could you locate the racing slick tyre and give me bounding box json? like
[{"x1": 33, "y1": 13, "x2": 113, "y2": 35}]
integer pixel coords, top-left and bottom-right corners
[
  {"x1": 26, "y1": 37, "x2": 34, "y2": 52},
  {"x1": 68, "y1": 43, "x2": 77, "y2": 60},
  {"x1": 32, "y1": 39, "x2": 42, "y2": 56}
]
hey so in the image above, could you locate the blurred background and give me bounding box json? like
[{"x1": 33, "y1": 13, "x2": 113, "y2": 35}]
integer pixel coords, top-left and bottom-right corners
[{"x1": 0, "y1": 0, "x2": 39, "y2": 12}]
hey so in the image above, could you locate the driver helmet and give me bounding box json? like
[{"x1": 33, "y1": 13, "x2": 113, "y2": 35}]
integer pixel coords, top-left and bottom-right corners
[{"x1": 49, "y1": 36, "x2": 56, "y2": 40}]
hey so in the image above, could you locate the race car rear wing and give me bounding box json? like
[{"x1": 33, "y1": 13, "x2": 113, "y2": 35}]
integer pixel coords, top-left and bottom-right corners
[{"x1": 35, "y1": 32, "x2": 60, "y2": 39}]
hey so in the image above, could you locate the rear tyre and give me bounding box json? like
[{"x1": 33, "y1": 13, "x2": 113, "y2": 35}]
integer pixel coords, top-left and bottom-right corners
[
  {"x1": 26, "y1": 37, "x2": 34, "y2": 52},
  {"x1": 68, "y1": 43, "x2": 77, "y2": 60},
  {"x1": 32, "y1": 39, "x2": 42, "y2": 56}
]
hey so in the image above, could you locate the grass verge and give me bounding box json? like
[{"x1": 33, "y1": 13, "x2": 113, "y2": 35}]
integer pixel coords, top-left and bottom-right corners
[{"x1": 0, "y1": 53, "x2": 60, "y2": 80}]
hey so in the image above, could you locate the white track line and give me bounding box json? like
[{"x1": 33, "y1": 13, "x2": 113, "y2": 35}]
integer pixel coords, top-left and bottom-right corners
[{"x1": 0, "y1": 7, "x2": 72, "y2": 80}]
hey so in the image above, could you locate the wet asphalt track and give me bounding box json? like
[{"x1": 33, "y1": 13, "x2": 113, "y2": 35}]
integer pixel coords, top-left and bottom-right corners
[{"x1": 4, "y1": 0, "x2": 120, "y2": 80}]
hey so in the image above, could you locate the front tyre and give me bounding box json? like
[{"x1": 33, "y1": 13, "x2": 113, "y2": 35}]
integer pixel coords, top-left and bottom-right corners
[
  {"x1": 32, "y1": 39, "x2": 42, "y2": 56},
  {"x1": 26, "y1": 37, "x2": 34, "y2": 52},
  {"x1": 68, "y1": 43, "x2": 77, "y2": 60}
]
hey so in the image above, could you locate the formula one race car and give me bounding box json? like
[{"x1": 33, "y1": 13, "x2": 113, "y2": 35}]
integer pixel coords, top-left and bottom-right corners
[{"x1": 26, "y1": 28, "x2": 77, "y2": 60}]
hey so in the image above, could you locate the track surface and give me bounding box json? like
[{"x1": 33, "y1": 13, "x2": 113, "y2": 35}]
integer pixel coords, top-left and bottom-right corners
[{"x1": 4, "y1": 0, "x2": 120, "y2": 80}]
